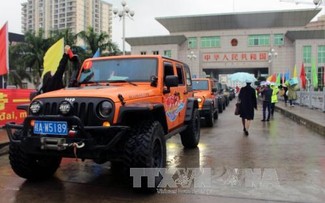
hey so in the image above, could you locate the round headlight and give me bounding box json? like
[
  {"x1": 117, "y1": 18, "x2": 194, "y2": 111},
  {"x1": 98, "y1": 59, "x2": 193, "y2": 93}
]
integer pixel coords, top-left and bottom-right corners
[
  {"x1": 59, "y1": 101, "x2": 72, "y2": 115},
  {"x1": 99, "y1": 101, "x2": 112, "y2": 118},
  {"x1": 197, "y1": 98, "x2": 202, "y2": 103},
  {"x1": 29, "y1": 101, "x2": 42, "y2": 115}
]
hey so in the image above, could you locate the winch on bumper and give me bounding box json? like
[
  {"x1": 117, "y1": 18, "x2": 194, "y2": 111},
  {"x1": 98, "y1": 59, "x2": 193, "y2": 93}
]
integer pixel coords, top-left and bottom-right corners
[{"x1": 5, "y1": 115, "x2": 129, "y2": 159}]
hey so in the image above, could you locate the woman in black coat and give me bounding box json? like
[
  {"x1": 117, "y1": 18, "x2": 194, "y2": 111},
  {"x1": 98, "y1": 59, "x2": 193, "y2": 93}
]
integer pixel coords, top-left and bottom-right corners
[{"x1": 238, "y1": 82, "x2": 257, "y2": 136}]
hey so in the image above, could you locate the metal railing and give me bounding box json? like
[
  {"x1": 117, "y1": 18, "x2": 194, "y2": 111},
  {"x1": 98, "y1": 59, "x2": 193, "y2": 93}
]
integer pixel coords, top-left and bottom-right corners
[{"x1": 297, "y1": 89, "x2": 325, "y2": 112}]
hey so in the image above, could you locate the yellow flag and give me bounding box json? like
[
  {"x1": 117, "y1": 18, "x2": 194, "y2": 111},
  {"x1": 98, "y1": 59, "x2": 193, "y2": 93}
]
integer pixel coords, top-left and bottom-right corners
[
  {"x1": 293, "y1": 65, "x2": 297, "y2": 78},
  {"x1": 42, "y1": 38, "x2": 64, "y2": 78}
]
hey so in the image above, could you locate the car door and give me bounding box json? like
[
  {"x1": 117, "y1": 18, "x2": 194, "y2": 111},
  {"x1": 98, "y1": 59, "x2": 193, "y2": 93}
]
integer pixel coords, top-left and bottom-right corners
[
  {"x1": 210, "y1": 79, "x2": 218, "y2": 110},
  {"x1": 163, "y1": 61, "x2": 186, "y2": 130}
]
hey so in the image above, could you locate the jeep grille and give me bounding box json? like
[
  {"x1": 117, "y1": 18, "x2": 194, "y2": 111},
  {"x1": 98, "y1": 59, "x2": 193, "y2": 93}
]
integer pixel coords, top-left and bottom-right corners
[{"x1": 36, "y1": 98, "x2": 114, "y2": 126}]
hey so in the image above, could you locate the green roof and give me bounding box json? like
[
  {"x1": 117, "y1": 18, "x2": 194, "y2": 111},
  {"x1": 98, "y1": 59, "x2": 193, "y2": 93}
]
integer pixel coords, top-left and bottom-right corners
[{"x1": 156, "y1": 9, "x2": 321, "y2": 33}]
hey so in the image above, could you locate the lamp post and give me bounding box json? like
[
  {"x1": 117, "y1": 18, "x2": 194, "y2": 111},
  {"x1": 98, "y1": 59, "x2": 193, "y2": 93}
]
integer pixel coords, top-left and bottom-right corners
[
  {"x1": 113, "y1": 1, "x2": 135, "y2": 55},
  {"x1": 313, "y1": 0, "x2": 323, "y2": 6},
  {"x1": 187, "y1": 51, "x2": 197, "y2": 78},
  {"x1": 268, "y1": 48, "x2": 278, "y2": 74}
]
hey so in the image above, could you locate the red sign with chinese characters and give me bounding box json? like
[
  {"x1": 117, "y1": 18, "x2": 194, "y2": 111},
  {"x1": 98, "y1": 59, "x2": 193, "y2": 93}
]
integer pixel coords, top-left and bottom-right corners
[
  {"x1": 0, "y1": 89, "x2": 33, "y2": 126},
  {"x1": 203, "y1": 52, "x2": 268, "y2": 62}
]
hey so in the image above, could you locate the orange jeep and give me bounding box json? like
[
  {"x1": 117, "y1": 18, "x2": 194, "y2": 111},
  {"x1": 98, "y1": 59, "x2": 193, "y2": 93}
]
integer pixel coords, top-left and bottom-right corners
[
  {"x1": 192, "y1": 78, "x2": 219, "y2": 127},
  {"x1": 5, "y1": 55, "x2": 200, "y2": 192}
]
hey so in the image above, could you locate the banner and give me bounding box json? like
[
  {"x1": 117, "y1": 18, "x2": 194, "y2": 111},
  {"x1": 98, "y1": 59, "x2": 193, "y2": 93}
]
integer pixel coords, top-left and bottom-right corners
[
  {"x1": 0, "y1": 89, "x2": 33, "y2": 126},
  {"x1": 0, "y1": 22, "x2": 8, "y2": 76},
  {"x1": 311, "y1": 58, "x2": 318, "y2": 88},
  {"x1": 300, "y1": 63, "x2": 306, "y2": 90},
  {"x1": 93, "y1": 48, "x2": 100, "y2": 58},
  {"x1": 42, "y1": 38, "x2": 64, "y2": 78}
]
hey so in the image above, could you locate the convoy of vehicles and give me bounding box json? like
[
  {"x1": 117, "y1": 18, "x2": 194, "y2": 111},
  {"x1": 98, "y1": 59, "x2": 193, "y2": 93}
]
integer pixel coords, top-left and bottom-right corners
[{"x1": 5, "y1": 54, "x2": 234, "y2": 192}]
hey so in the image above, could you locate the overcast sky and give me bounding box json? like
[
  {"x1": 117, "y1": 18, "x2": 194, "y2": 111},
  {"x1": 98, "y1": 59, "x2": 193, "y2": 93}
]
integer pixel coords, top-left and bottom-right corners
[{"x1": 0, "y1": 0, "x2": 323, "y2": 51}]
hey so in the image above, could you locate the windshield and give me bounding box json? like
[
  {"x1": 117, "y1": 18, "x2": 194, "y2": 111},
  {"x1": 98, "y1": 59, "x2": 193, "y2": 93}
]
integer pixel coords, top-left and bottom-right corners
[
  {"x1": 79, "y1": 58, "x2": 157, "y2": 83},
  {"x1": 192, "y1": 80, "x2": 209, "y2": 90}
]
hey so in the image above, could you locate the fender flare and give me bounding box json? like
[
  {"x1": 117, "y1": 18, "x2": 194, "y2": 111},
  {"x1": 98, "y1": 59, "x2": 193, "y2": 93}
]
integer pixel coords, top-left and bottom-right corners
[
  {"x1": 184, "y1": 98, "x2": 198, "y2": 122},
  {"x1": 117, "y1": 104, "x2": 168, "y2": 134}
]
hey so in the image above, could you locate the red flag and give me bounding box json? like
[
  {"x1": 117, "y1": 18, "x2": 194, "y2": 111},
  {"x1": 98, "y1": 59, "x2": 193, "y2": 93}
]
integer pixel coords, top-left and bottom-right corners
[
  {"x1": 0, "y1": 22, "x2": 8, "y2": 76},
  {"x1": 300, "y1": 63, "x2": 306, "y2": 89}
]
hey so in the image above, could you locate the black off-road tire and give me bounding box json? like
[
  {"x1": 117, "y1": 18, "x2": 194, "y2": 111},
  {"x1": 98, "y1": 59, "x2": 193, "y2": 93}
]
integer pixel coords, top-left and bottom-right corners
[
  {"x1": 205, "y1": 106, "x2": 214, "y2": 127},
  {"x1": 180, "y1": 109, "x2": 200, "y2": 148},
  {"x1": 9, "y1": 131, "x2": 61, "y2": 181},
  {"x1": 218, "y1": 103, "x2": 223, "y2": 113},
  {"x1": 124, "y1": 120, "x2": 166, "y2": 193},
  {"x1": 214, "y1": 108, "x2": 219, "y2": 120}
]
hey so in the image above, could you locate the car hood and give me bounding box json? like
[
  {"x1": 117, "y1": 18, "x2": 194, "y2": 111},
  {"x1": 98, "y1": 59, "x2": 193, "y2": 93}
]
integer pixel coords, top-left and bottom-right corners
[
  {"x1": 193, "y1": 91, "x2": 211, "y2": 98},
  {"x1": 35, "y1": 85, "x2": 158, "y2": 103}
]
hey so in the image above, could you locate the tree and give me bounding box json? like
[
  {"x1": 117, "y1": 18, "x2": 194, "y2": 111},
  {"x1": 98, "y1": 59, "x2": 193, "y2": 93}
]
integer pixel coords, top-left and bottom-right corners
[
  {"x1": 50, "y1": 28, "x2": 77, "y2": 47},
  {"x1": 7, "y1": 45, "x2": 32, "y2": 88},
  {"x1": 78, "y1": 27, "x2": 120, "y2": 56},
  {"x1": 13, "y1": 29, "x2": 53, "y2": 87}
]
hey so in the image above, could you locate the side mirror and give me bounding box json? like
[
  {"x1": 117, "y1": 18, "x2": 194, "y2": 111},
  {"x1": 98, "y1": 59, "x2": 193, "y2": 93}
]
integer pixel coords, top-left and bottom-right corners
[
  {"x1": 164, "y1": 75, "x2": 178, "y2": 94},
  {"x1": 165, "y1": 75, "x2": 178, "y2": 88},
  {"x1": 212, "y1": 87, "x2": 218, "y2": 92}
]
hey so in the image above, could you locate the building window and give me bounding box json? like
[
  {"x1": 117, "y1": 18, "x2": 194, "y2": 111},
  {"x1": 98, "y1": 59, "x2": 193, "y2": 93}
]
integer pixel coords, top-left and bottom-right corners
[
  {"x1": 140, "y1": 51, "x2": 146, "y2": 55},
  {"x1": 153, "y1": 51, "x2": 159, "y2": 55},
  {"x1": 248, "y1": 34, "x2": 270, "y2": 46},
  {"x1": 163, "y1": 50, "x2": 171, "y2": 58},
  {"x1": 318, "y1": 66, "x2": 324, "y2": 88},
  {"x1": 200, "y1": 36, "x2": 220, "y2": 48},
  {"x1": 274, "y1": 34, "x2": 284, "y2": 46},
  {"x1": 303, "y1": 45, "x2": 312, "y2": 64},
  {"x1": 188, "y1": 37, "x2": 197, "y2": 49},
  {"x1": 318, "y1": 45, "x2": 325, "y2": 64}
]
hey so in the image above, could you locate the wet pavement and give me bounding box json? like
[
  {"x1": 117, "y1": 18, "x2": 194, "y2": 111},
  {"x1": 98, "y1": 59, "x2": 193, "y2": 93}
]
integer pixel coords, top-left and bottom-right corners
[{"x1": 1, "y1": 100, "x2": 325, "y2": 202}]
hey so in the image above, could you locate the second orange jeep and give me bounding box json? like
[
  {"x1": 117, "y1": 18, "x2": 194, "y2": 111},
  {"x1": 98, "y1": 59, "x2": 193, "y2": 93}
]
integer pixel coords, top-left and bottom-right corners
[{"x1": 192, "y1": 78, "x2": 219, "y2": 127}]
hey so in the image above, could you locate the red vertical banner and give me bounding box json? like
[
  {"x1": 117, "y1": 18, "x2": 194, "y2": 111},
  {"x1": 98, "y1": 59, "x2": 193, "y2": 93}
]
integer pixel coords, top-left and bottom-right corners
[
  {"x1": 300, "y1": 63, "x2": 306, "y2": 90},
  {"x1": 0, "y1": 89, "x2": 33, "y2": 126},
  {"x1": 0, "y1": 22, "x2": 8, "y2": 76}
]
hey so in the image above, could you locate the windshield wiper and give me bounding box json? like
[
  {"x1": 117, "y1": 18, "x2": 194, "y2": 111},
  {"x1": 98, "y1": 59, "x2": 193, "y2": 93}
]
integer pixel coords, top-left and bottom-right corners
[
  {"x1": 79, "y1": 81, "x2": 110, "y2": 86},
  {"x1": 108, "y1": 80, "x2": 137, "y2": 86}
]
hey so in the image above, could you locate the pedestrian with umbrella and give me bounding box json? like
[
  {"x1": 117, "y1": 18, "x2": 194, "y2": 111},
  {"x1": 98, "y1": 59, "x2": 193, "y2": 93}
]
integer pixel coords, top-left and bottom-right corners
[
  {"x1": 229, "y1": 72, "x2": 257, "y2": 136},
  {"x1": 287, "y1": 79, "x2": 298, "y2": 107}
]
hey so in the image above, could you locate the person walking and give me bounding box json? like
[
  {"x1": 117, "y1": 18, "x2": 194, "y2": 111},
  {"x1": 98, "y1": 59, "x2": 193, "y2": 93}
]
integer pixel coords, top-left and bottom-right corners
[
  {"x1": 238, "y1": 81, "x2": 257, "y2": 136},
  {"x1": 270, "y1": 83, "x2": 279, "y2": 117},
  {"x1": 260, "y1": 82, "x2": 273, "y2": 121},
  {"x1": 281, "y1": 85, "x2": 288, "y2": 105},
  {"x1": 287, "y1": 84, "x2": 298, "y2": 107}
]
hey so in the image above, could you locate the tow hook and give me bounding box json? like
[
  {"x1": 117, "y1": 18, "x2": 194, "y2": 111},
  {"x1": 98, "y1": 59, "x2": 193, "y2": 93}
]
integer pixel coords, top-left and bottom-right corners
[{"x1": 40, "y1": 137, "x2": 85, "y2": 151}]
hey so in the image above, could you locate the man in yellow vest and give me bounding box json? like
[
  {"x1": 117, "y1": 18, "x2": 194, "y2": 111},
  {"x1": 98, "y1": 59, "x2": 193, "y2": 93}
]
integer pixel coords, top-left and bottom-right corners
[{"x1": 270, "y1": 83, "x2": 279, "y2": 118}]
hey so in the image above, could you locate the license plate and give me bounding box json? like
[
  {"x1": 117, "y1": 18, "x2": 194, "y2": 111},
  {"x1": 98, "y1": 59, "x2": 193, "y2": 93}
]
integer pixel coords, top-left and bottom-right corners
[{"x1": 34, "y1": 121, "x2": 68, "y2": 136}]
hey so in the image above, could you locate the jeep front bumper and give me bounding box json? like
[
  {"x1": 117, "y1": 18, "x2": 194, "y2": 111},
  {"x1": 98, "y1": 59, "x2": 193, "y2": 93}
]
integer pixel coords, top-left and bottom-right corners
[{"x1": 5, "y1": 115, "x2": 129, "y2": 159}]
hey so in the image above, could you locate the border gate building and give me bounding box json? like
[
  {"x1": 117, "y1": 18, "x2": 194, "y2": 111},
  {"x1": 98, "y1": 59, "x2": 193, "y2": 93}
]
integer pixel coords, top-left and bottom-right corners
[{"x1": 126, "y1": 9, "x2": 325, "y2": 87}]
